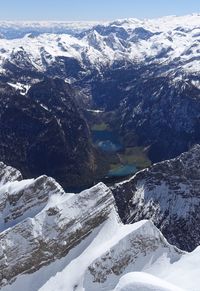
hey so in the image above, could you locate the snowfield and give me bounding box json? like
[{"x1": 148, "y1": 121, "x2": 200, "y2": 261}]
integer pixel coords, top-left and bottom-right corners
[
  {"x1": 2, "y1": 207, "x2": 200, "y2": 291},
  {"x1": 0, "y1": 14, "x2": 199, "y2": 76},
  {"x1": 0, "y1": 162, "x2": 200, "y2": 291},
  {"x1": 112, "y1": 272, "x2": 184, "y2": 291},
  {"x1": 0, "y1": 14, "x2": 200, "y2": 290}
]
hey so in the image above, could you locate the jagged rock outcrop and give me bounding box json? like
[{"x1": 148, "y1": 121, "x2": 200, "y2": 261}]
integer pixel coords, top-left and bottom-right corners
[
  {"x1": 112, "y1": 144, "x2": 200, "y2": 251},
  {"x1": 119, "y1": 73, "x2": 200, "y2": 162},
  {"x1": 83, "y1": 220, "x2": 182, "y2": 291},
  {"x1": 0, "y1": 161, "x2": 22, "y2": 185},
  {"x1": 0, "y1": 174, "x2": 65, "y2": 232},
  {"x1": 0, "y1": 80, "x2": 96, "y2": 189},
  {"x1": 0, "y1": 162, "x2": 114, "y2": 287},
  {"x1": 1, "y1": 162, "x2": 199, "y2": 291}
]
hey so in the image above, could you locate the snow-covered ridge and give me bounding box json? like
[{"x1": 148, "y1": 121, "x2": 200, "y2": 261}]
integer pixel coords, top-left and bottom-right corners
[
  {"x1": 0, "y1": 14, "x2": 199, "y2": 76},
  {"x1": 0, "y1": 20, "x2": 105, "y2": 40},
  {"x1": 1, "y1": 161, "x2": 200, "y2": 291},
  {"x1": 0, "y1": 162, "x2": 115, "y2": 288},
  {"x1": 0, "y1": 14, "x2": 199, "y2": 34},
  {"x1": 38, "y1": 217, "x2": 183, "y2": 291},
  {"x1": 113, "y1": 144, "x2": 200, "y2": 251}
]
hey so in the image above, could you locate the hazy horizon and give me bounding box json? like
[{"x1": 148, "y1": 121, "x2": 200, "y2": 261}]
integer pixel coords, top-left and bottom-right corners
[
  {"x1": 0, "y1": 0, "x2": 199, "y2": 21},
  {"x1": 0, "y1": 13, "x2": 199, "y2": 23}
]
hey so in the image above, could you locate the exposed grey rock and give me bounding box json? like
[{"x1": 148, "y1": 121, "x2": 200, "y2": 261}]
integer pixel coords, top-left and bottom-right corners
[
  {"x1": 0, "y1": 162, "x2": 22, "y2": 186},
  {"x1": 84, "y1": 220, "x2": 182, "y2": 291},
  {"x1": 0, "y1": 174, "x2": 65, "y2": 232},
  {"x1": 0, "y1": 163, "x2": 185, "y2": 291},
  {"x1": 0, "y1": 81, "x2": 97, "y2": 189},
  {"x1": 0, "y1": 161, "x2": 114, "y2": 287},
  {"x1": 112, "y1": 145, "x2": 200, "y2": 251}
]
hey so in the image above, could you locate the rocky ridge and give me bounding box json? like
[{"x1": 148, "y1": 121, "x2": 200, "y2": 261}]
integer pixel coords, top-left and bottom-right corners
[
  {"x1": 113, "y1": 144, "x2": 200, "y2": 251},
  {"x1": 0, "y1": 80, "x2": 97, "y2": 189},
  {"x1": 0, "y1": 162, "x2": 114, "y2": 287},
  {"x1": 0, "y1": 14, "x2": 200, "y2": 163},
  {"x1": 1, "y1": 161, "x2": 200, "y2": 291}
]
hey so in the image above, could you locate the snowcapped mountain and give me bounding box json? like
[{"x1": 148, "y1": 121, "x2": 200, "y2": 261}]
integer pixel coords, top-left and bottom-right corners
[
  {"x1": 0, "y1": 14, "x2": 199, "y2": 77},
  {"x1": 0, "y1": 14, "x2": 200, "y2": 291},
  {"x1": 113, "y1": 144, "x2": 200, "y2": 252},
  {"x1": 0, "y1": 161, "x2": 115, "y2": 288},
  {"x1": 0, "y1": 21, "x2": 102, "y2": 39},
  {"x1": 0, "y1": 161, "x2": 200, "y2": 291},
  {"x1": 0, "y1": 14, "x2": 199, "y2": 164}
]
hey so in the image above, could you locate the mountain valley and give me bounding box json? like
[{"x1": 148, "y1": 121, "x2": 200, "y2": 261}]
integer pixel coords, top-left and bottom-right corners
[{"x1": 0, "y1": 14, "x2": 200, "y2": 290}]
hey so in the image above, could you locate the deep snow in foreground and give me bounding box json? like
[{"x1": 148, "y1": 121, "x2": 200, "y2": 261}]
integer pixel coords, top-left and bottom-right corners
[
  {"x1": 0, "y1": 161, "x2": 200, "y2": 291},
  {"x1": 36, "y1": 216, "x2": 200, "y2": 291},
  {"x1": 112, "y1": 272, "x2": 184, "y2": 291},
  {"x1": 3, "y1": 209, "x2": 200, "y2": 291}
]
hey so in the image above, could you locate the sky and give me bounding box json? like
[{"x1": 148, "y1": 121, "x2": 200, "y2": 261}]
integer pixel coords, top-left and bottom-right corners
[{"x1": 0, "y1": 0, "x2": 199, "y2": 21}]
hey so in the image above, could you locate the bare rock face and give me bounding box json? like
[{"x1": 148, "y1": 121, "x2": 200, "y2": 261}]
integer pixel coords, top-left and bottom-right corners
[
  {"x1": 112, "y1": 144, "x2": 200, "y2": 251},
  {"x1": 0, "y1": 162, "x2": 187, "y2": 291},
  {"x1": 0, "y1": 162, "x2": 22, "y2": 186},
  {"x1": 27, "y1": 78, "x2": 97, "y2": 188},
  {"x1": 0, "y1": 175, "x2": 65, "y2": 232},
  {"x1": 84, "y1": 220, "x2": 182, "y2": 291},
  {"x1": 0, "y1": 162, "x2": 114, "y2": 287},
  {"x1": 0, "y1": 80, "x2": 97, "y2": 189}
]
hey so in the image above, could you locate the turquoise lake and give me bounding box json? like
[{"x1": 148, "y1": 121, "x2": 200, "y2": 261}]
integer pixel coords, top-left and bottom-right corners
[
  {"x1": 107, "y1": 165, "x2": 137, "y2": 177},
  {"x1": 92, "y1": 129, "x2": 137, "y2": 178}
]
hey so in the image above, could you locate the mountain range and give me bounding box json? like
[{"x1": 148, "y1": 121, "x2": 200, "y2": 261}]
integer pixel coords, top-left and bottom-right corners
[
  {"x1": 0, "y1": 14, "x2": 200, "y2": 290},
  {"x1": 0, "y1": 14, "x2": 199, "y2": 182},
  {"x1": 0, "y1": 148, "x2": 200, "y2": 290}
]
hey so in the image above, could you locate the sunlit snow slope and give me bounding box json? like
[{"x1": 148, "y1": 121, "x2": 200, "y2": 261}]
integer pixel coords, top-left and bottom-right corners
[
  {"x1": 0, "y1": 162, "x2": 199, "y2": 291},
  {"x1": 0, "y1": 14, "x2": 199, "y2": 75}
]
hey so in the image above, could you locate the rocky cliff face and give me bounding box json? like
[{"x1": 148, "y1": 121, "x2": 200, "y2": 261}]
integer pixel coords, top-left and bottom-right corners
[
  {"x1": 83, "y1": 219, "x2": 182, "y2": 291},
  {"x1": 112, "y1": 144, "x2": 200, "y2": 251},
  {"x1": 1, "y1": 162, "x2": 200, "y2": 291},
  {"x1": 119, "y1": 73, "x2": 200, "y2": 162},
  {"x1": 0, "y1": 162, "x2": 22, "y2": 185},
  {"x1": 0, "y1": 15, "x2": 199, "y2": 163},
  {"x1": 0, "y1": 162, "x2": 115, "y2": 287},
  {"x1": 0, "y1": 80, "x2": 96, "y2": 189},
  {"x1": 28, "y1": 78, "x2": 96, "y2": 187}
]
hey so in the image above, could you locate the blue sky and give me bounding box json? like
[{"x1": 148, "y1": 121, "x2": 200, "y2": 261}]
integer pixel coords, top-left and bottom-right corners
[{"x1": 0, "y1": 0, "x2": 199, "y2": 21}]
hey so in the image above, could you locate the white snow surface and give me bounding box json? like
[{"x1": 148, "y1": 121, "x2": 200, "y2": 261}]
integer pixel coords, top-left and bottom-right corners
[
  {"x1": 112, "y1": 272, "x2": 184, "y2": 291},
  {"x1": 38, "y1": 221, "x2": 200, "y2": 291},
  {"x1": 2, "y1": 206, "x2": 198, "y2": 291},
  {"x1": 1, "y1": 161, "x2": 200, "y2": 291},
  {"x1": 3, "y1": 206, "x2": 200, "y2": 291},
  {"x1": 7, "y1": 82, "x2": 31, "y2": 95},
  {"x1": 0, "y1": 14, "x2": 199, "y2": 74},
  {"x1": 38, "y1": 213, "x2": 150, "y2": 291}
]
